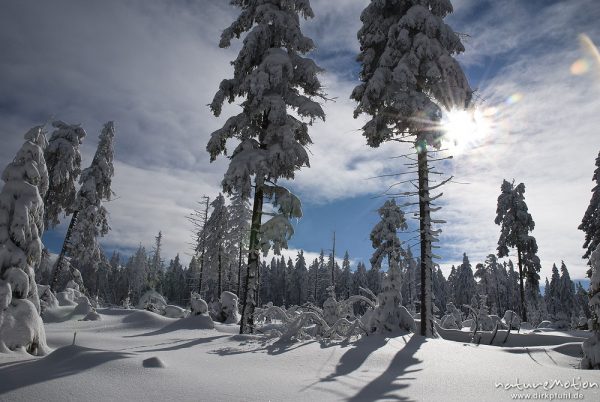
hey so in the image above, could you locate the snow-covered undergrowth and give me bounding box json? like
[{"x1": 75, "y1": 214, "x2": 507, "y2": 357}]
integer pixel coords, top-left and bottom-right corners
[{"x1": 0, "y1": 307, "x2": 598, "y2": 401}]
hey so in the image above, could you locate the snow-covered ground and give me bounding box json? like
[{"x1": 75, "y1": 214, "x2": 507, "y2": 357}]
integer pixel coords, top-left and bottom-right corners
[{"x1": 1, "y1": 307, "x2": 598, "y2": 402}]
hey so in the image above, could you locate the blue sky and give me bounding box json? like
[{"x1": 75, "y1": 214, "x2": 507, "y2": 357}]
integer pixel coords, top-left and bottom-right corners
[{"x1": 1, "y1": 0, "x2": 599, "y2": 281}]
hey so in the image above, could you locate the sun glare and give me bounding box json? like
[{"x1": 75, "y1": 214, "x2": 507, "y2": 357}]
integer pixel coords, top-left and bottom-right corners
[{"x1": 440, "y1": 108, "x2": 492, "y2": 155}]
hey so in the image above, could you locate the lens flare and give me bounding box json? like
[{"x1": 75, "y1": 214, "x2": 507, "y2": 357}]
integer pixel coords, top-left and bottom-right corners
[
  {"x1": 441, "y1": 108, "x2": 491, "y2": 156},
  {"x1": 570, "y1": 58, "x2": 591, "y2": 75},
  {"x1": 576, "y1": 34, "x2": 600, "y2": 80},
  {"x1": 505, "y1": 93, "x2": 523, "y2": 105}
]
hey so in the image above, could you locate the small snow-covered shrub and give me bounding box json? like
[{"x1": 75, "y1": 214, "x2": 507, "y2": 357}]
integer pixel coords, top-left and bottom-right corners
[
  {"x1": 218, "y1": 291, "x2": 239, "y2": 324},
  {"x1": 37, "y1": 285, "x2": 59, "y2": 313},
  {"x1": 368, "y1": 263, "x2": 415, "y2": 334},
  {"x1": 441, "y1": 315, "x2": 458, "y2": 329},
  {"x1": 190, "y1": 292, "x2": 208, "y2": 316},
  {"x1": 552, "y1": 312, "x2": 570, "y2": 330},
  {"x1": 137, "y1": 290, "x2": 167, "y2": 311},
  {"x1": 537, "y1": 320, "x2": 552, "y2": 329},
  {"x1": 520, "y1": 322, "x2": 534, "y2": 330},
  {"x1": 441, "y1": 303, "x2": 463, "y2": 329},
  {"x1": 503, "y1": 310, "x2": 521, "y2": 330}
]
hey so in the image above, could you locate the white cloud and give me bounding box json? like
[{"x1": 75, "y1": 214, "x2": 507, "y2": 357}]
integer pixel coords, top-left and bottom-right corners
[{"x1": 1, "y1": 0, "x2": 599, "y2": 281}]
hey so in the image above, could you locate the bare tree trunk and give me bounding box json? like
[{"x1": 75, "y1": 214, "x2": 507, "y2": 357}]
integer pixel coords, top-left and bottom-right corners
[
  {"x1": 197, "y1": 196, "x2": 209, "y2": 295},
  {"x1": 236, "y1": 241, "x2": 242, "y2": 296},
  {"x1": 517, "y1": 245, "x2": 528, "y2": 322},
  {"x1": 239, "y1": 184, "x2": 264, "y2": 334},
  {"x1": 50, "y1": 210, "x2": 79, "y2": 292},
  {"x1": 217, "y1": 246, "x2": 222, "y2": 298},
  {"x1": 418, "y1": 144, "x2": 433, "y2": 337},
  {"x1": 331, "y1": 231, "x2": 336, "y2": 286}
]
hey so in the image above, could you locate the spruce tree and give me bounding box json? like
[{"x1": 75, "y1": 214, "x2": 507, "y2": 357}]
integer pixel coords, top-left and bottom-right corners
[
  {"x1": 292, "y1": 250, "x2": 307, "y2": 305},
  {"x1": 53, "y1": 122, "x2": 115, "y2": 293},
  {"x1": 339, "y1": 251, "x2": 352, "y2": 299},
  {"x1": 454, "y1": 253, "x2": 476, "y2": 308},
  {"x1": 495, "y1": 179, "x2": 540, "y2": 322},
  {"x1": 228, "y1": 191, "x2": 251, "y2": 296},
  {"x1": 582, "y1": 245, "x2": 600, "y2": 369},
  {"x1": 369, "y1": 199, "x2": 407, "y2": 270},
  {"x1": 558, "y1": 261, "x2": 577, "y2": 321},
  {"x1": 352, "y1": 0, "x2": 472, "y2": 336},
  {"x1": 547, "y1": 263, "x2": 561, "y2": 319},
  {"x1": 579, "y1": 151, "x2": 600, "y2": 260},
  {"x1": 0, "y1": 126, "x2": 49, "y2": 355},
  {"x1": 43, "y1": 121, "x2": 86, "y2": 229},
  {"x1": 204, "y1": 194, "x2": 229, "y2": 299},
  {"x1": 208, "y1": 0, "x2": 325, "y2": 333}
]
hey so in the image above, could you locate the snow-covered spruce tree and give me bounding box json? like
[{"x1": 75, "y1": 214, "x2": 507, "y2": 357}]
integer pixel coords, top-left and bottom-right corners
[
  {"x1": 352, "y1": 0, "x2": 472, "y2": 336},
  {"x1": 558, "y1": 261, "x2": 577, "y2": 322},
  {"x1": 370, "y1": 199, "x2": 407, "y2": 271},
  {"x1": 208, "y1": 0, "x2": 324, "y2": 333},
  {"x1": 227, "y1": 191, "x2": 251, "y2": 296},
  {"x1": 0, "y1": 126, "x2": 49, "y2": 355},
  {"x1": 369, "y1": 199, "x2": 413, "y2": 333},
  {"x1": 147, "y1": 231, "x2": 164, "y2": 292},
  {"x1": 56, "y1": 122, "x2": 115, "y2": 294},
  {"x1": 454, "y1": 253, "x2": 476, "y2": 308},
  {"x1": 204, "y1": 194, "x2": 229, "y2": 299},
  {"x1": 291, "y1": 250, "x2": 307, "y2": 305},
  {"x1": 43, "y1": 121, "x2": 86, "y2": 230},
  {"x1": 582, "y1": 244, "x2": 600, "y2": 369},
  {"x1": 339, "y1": 251, "x2": 352, "y2": 300},
  {"x1": 579, "y1": 151, "x2": 600, "y2": 260},
  {"x1": 546, "y1": 263, "x2": 561, "y2": 320},
  {"x1": 495, "y1": 180, "x2": 540, "y2": 322}
]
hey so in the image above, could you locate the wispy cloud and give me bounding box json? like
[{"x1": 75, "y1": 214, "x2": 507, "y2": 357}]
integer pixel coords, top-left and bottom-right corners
[{"x1": 1, "y1": 0, "x2": 598, "y2": 281}]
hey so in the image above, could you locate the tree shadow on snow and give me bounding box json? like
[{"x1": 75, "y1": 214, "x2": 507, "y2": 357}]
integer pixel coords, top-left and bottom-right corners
[
  {"x1": 209, "y1": 336, "x2": 319, "y2": 357},
  {"x1": 123, "y1": 315, "x2": 215, "y2": 338},
  {"x1": 140, "y1": 336, "x2": 227, "y2": 353},
  {"x1": 313, "y1": 335, "x2": 423, "y2": 401},
  {"x1": 0, "y1": 345, "x2": 133, "y2": 395},
  {"x1": 347, "y1": 335, "x2": 424, "y2": 402}
]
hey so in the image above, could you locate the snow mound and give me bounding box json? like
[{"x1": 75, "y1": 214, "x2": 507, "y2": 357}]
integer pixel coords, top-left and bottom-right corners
[
  {"x1": 120, "y1": 310, "x2": 172, "y2": 329},
  {"x1": 190, "y1": 292, "x2": 208, "y2": 316},
  {"x1": 211, "y1": 291, "x2": 240, "y2": 324},
  {"x1": 0, "y1": 298, "x2": 49, "y2": 355},
  {"x1": 143, "y1": 356, "x2": 167, "y2": 368},
  {"x1": 82, "y1": 310, "x2": 102, "y2": 321},
  {"x1": 130, "y1": 314, "x2": 215, "y2": 337},
  {"x1": 163, "y1": 305, "x2": 187, "y2": 318}
]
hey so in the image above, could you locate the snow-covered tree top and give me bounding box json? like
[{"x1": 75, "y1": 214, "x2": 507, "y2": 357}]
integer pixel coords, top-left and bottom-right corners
[
  {"x1": 352, "y1": 0, "x2": 472, "y2": 148},
  {"x1": 208, "y1": 0, "x2": 325, "y2": 198},
  {"x1": 44, "y1": 121, "x2": 86, "y2": 228},
  {"x1": 370, "y1": 199, "x2": 407, "y2": 268},
  {"x1": 76, "y1": 121, "x2": 115, "y2": 209},
  {"x1": 495, "y1": 180, "x2": 538, "y2": 259},
  {"x1": 579, "y1": 151, "x2": 600, "y2": 259},
  {"x1": 0, "y1": 126, "x2": 48, "y2": 274}
]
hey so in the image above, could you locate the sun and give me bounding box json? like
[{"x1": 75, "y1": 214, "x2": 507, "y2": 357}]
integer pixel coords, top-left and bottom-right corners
[{"x1": 440, "y1": 108, "x2": 492, "y2": 155}]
